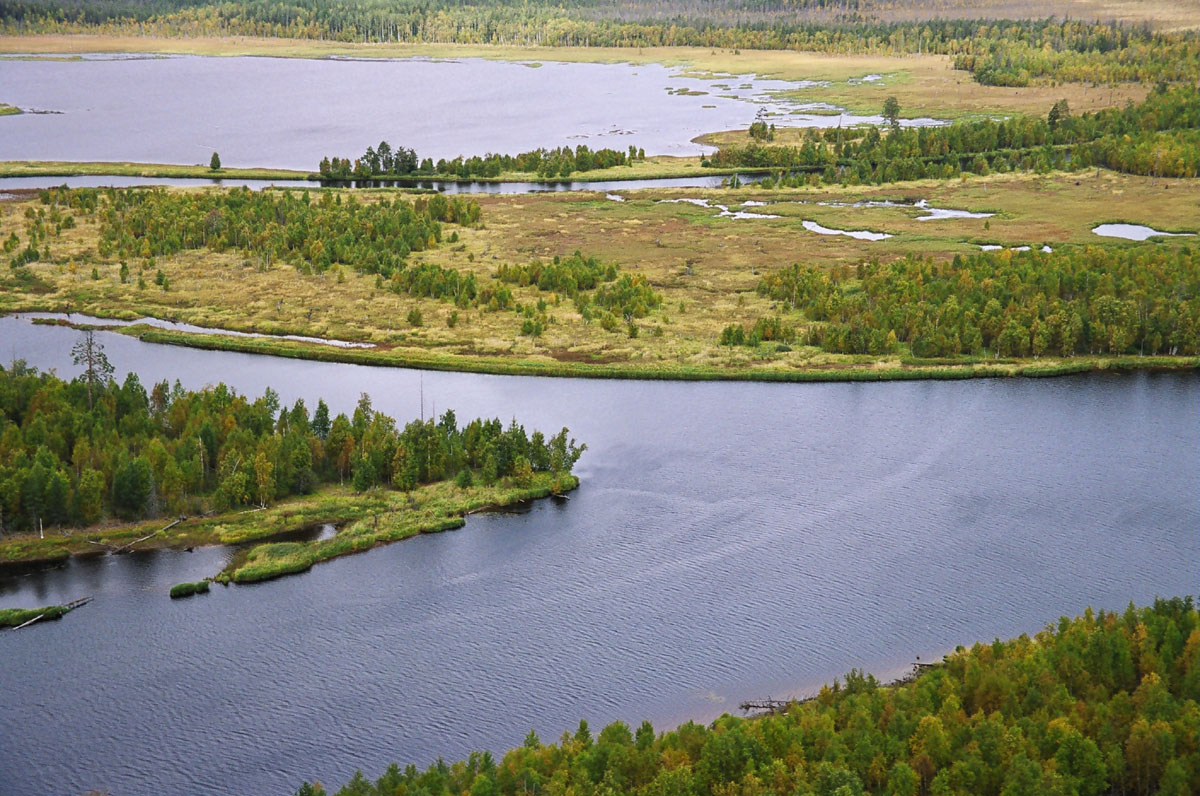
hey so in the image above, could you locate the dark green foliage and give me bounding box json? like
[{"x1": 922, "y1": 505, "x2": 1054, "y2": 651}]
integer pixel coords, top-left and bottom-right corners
[
  {"x1": 497, "y1": 251, "x2": 617, "y2": 296},
  {"x1": 111, "y1": 456, "x2": 153, "y2": 519},
  {"x1": 89, "y1": 187, "x2": 479, "y2": 278},
  {"x1": 306, "y1": 599, "x2": 1200, "y2": 796},
  {"x1": 759, "y1": 245, "x2": 1200, "y2": 358},
  {"x1": 882, "y1": 95, "x2": 900, "y2": 127},
  {"x1": 321, "y1": 140, "x2": 640, "y2": 180},
  {"x1": 209, "y1": 151, "x2": 221, "y2": 171},
  {"x1": 168, "y1": 580, "x2": 210, "y2": 598},
  {"x1": 713, "y1": 85, "x2": 1199, "y2": 183},
  {"x1": 720, "y1": 317, "x2": 796, "y2": 347},
  {"x1": 0, "y1": 362, "x2": 583, "y2": 533}
]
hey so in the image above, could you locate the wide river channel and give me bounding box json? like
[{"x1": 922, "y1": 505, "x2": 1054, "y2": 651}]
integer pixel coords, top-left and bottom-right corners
[{"x1": 1, "y1": 316, "x2": 1197, "y2": 795}]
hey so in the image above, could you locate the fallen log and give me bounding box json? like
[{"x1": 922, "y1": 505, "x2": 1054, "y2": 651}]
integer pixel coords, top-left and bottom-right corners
[{"x1": 112, "y1": 518, "x2": 184, "y2": 554}]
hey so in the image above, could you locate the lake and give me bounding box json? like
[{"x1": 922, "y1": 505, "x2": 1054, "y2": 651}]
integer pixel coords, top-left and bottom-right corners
[
  {"x1": 0, "y1": 54, "x2": 938, "y2": 170},
  {"x1": 1, "y1": 315, "x2": 1196, "y2": 796}
]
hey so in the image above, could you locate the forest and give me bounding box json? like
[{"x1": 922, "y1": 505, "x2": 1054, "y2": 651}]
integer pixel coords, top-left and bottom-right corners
[
  {"x1": 299, "y1": 597, "x2": 1200, "y2": 796},
  {"x1": 1, "y1": 1, "x2": 1196, "y2": 87},
  {"x1": 15, "y1": 186, "x2": 481, "y2": 279},
  {"x1": 320, "y1": 142, "x2": 646, "y2": 181},
  {"x1": 0, "y1": 356, "x2": 584, "y2": 534},
  {"x1": 755, "y1": 245, "x2": 1200, "y2": 358},
  {"x1": 388, "y1": 251, "x2": 662, "y2": 336},
  {"x1": 709, "y1": 84, "x2": 1200, "y2": 183}
]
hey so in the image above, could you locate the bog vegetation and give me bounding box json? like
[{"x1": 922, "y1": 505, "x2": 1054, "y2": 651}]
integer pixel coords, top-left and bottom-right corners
[
  {"x1": 0, "y1": 357, "x2": 584, "y2": 534},
  {"x1": 300, "y1": 597, "x2": 1200, "y2": 796},
  {"x1": 95, "y1": 186, "x2": 481, "y2": 276}
]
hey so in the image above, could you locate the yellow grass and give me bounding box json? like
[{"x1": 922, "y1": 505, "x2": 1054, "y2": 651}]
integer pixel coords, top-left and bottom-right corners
[{"x1": 2, "y1": 170, "x2": 1195, "y2": 380}]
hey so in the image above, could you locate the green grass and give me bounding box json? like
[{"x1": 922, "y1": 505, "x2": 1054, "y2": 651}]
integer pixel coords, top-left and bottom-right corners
[
  {"x1": 117, "y1": 325, "x2": 1200, "y2": 383},
  {"x1": 168, "y1": 580, "x2": 211, "y2": 598},
  {"x1": 0, "y1": 605, "x2": 67, "y2": 627},
  {"x1": 0, "y1": 157, "x2": 763, "y2": 185},
  {"x1": 0, "y1": 474, "x2": 580, "y2": 587},
  {"x1": 221, "y1": 473, "x2": 577, "y2": 584},
  {"x1": 0, "y1": 104, "x2": 21, "y2": 117},
  {"x1": 0, "y1": 160, "x2": 314, "y2": 180}
]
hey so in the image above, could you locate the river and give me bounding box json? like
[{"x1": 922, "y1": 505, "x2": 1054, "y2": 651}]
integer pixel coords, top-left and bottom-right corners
[
  {"x1": 1, "y1": 316, "x2": 1196, "y2": 796},
  {"x1": 0, "y1": 54, "x2": 938, "y2": 170}
]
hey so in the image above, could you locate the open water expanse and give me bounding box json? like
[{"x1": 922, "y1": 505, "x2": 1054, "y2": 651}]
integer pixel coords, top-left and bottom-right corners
[
  {"x1": 1, "y1": 316, "x2": 1197, "y2": 796},
  {"x1": 0, "y1": 54, "x2": 937, "y2": 169}
]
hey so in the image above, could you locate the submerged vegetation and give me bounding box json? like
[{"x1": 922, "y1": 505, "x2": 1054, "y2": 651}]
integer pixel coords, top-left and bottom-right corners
[{"x1": 301, "y1": 597, "x2": 1200, "y2": 796}]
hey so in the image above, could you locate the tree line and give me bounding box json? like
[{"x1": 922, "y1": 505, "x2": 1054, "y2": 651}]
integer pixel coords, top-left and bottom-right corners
[
  {"x1": 710, "y1": 84, "x2": 1199, "y2": 184},
  {"x1": 25, "y1": 186, "x2": 481, "y2": 278},
  {"x1": 0, "y1": 353, "x2": 584, "y2": 534},
  {"x1": 756, "y1": 245, "x2": 1200, "y2": 358},
  {"x1": 2, "y1": 1, "x2": 1195, "y2": 87},
  {"x1": 298, "y1": 596, "x2": 1200, "y2": 796},
  {"x1": 320, "y1": 142, "x2": 646, "y2": 181}
]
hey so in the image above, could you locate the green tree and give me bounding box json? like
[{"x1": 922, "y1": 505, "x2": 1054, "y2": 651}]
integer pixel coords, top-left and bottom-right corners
[
  {"x1": 76, "y1": 468, "x2": 105, "y2": 524},
  {"x1": 209, "y1": 151, "x2": 222, "y2": 170},
  {"x1": 112, "y1": 456, "x2": 153, "y2": 519},
  {"x1": 883, "y1": 96, "x2": 901, "y2": 128},
  {"x1": 71, "y1": 330, "x2": 114, "y2": 410}
]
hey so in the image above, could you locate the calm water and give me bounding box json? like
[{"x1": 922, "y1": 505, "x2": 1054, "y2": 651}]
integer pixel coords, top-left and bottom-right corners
[
  {"x1": 1, "y1": 316, "x2": 1197, "y2": 796},
  {"x1": 0, "y1": 54, "x2": 938, "y2": 169},
  {"x1": 0, "y1": 173, "x2": 753, "y2": 193}
]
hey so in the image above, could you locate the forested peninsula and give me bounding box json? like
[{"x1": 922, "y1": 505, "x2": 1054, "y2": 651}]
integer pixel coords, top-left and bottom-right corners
[
  {"x1": 0, "y1": 355, "x2": 584, "y2": 584},
  {"x1": 300, "y1": 598, "x2": 1200, "y2": 796}
]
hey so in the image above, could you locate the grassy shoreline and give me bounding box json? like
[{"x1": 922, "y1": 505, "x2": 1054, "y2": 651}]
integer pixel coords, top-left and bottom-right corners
[
  {"x1": 0, "y1": 160, "x2": 313, "y2": 180},
  {"x1": 0, "y1": 473, "x2": 579, "y2": 585},
  {"x1": 0, "y1": 157, "x2": 764, "y2": 184},
  {"x1": 26, "y1": 316, "x2": 1197, "y2": 383}
]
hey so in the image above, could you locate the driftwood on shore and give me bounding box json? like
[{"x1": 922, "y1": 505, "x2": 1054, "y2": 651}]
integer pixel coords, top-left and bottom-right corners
[
  {"x1": 741, "y1": 660, "x2": 946, "y2": 714},
  {"x1": 739, "y1": 698, "x2": 797, "y2": 714},
  {"x1": 87, "y1": 517, "x2": 186, "y2": 554}
]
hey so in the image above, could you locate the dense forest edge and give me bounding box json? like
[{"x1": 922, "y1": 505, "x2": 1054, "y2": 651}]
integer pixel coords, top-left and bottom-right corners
[
  {"x1": 297, "y1": 597, "x2": 1200, "y2": 796},
  {"x1": 0, "y1": 353, "x2": 585, "y2": 584}
]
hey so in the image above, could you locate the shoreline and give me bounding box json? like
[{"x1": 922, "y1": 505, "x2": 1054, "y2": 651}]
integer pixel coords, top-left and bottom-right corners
[
  {"x1": 0, "y1": 158, "x2": 765, "y2": 185},
  {"x1": 8, "y1": 312, "x2": 1196, "y2": 385},
  {"x1": 0, "y1": 474, "x2": 580, "y2": 585}
]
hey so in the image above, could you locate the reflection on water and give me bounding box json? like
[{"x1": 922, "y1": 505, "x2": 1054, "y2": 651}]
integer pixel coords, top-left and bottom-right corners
[{"x1": 0, "y1": 314, "x2": 1196, "y2": 796}]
